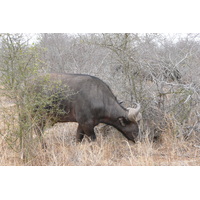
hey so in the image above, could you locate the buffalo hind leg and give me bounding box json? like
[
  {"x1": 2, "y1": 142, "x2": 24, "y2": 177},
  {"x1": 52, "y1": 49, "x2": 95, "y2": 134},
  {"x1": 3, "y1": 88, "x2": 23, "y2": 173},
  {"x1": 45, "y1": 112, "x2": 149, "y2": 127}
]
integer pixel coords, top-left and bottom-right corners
[{"x1": 34, "y1": 121, "x2": 47, "y2": 149}]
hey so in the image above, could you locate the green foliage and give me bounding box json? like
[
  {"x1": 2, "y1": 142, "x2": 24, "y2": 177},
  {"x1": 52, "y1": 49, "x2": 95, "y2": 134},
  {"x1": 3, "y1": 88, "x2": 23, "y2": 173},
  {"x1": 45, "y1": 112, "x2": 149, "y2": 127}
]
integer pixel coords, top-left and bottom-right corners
[
  {"x1": 0, "y1": 33, "x2": 74, "y2": 161},
  {"x1": 0, "y1": 34, "x2": 40, "y2": 91},
  {"x1": 24, "y1": 74, "x2": 74, "y2": 124}
]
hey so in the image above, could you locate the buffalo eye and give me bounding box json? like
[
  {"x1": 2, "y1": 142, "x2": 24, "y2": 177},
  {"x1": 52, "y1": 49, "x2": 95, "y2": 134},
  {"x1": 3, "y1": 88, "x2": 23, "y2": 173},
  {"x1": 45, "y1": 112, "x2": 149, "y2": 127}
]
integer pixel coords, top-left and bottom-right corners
[{"x1": 119, "y1": 117, "x2": 127, "y2": 127}]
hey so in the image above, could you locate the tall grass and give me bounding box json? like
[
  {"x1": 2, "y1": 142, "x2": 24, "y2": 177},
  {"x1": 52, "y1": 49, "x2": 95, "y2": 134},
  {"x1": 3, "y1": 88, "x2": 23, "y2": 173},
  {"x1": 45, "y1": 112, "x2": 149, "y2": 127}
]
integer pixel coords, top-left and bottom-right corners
[
  {"x1": 0, "y1": 93, "x2": 200, "y2": 166},
  {"x1": 0, "y1": 117, "x2": 200, "y2": 166}
]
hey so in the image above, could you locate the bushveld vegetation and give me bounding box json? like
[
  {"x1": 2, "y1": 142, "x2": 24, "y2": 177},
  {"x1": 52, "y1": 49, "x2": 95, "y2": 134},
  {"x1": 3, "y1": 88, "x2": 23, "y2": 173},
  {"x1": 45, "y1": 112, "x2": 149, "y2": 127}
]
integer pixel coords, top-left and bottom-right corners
[{"x1": 0, "y1": 33, "x2": 200, "y2": 165}]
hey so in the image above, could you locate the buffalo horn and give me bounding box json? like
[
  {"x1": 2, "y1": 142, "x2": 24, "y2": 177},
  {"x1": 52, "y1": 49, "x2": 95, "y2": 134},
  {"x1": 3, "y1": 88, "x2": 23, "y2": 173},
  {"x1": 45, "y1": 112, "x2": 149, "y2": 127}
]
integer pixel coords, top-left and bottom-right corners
[{"x1": 127, "y1": 104, "x2": 141, "y2": 122}]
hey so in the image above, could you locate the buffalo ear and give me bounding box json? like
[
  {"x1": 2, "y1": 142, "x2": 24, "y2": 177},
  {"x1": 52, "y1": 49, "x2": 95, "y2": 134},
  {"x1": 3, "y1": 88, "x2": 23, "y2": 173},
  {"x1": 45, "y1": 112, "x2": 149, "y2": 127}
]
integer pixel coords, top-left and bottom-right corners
[{"x1": 119, "y1": 117, "x2": 126, "y2": 127}]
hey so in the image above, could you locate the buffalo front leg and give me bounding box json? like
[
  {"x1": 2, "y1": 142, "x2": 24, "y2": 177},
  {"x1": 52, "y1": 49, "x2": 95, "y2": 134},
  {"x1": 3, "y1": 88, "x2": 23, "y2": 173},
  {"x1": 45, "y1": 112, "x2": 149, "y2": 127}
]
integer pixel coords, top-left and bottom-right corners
[
  {"x1": 81, "y1": 124, "x2": 96, "y2": 142},
  {"x1": 76, "y1": 124, "x2": 96, "y2": 142},
  {"x1": 76, "y1": 124, "x2": 85, "y2": 143}
]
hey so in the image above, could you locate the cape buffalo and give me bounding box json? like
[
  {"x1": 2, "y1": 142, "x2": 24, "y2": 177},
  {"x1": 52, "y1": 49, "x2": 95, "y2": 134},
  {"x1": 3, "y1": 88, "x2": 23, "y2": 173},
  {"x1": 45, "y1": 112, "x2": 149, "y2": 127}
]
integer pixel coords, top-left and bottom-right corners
[{"x1": 30, "y1": 73, "x2": 141, "y2": 143}]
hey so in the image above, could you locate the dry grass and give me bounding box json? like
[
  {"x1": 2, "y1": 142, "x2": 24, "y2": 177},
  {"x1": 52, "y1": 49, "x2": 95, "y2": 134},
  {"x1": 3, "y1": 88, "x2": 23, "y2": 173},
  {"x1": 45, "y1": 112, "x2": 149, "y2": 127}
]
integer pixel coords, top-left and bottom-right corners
[
  {"x1": 0, "y1": 120, "x2": 200, "y2": 166},
  {"x1": 1, "y1": 96, "x2": 200, "y2": 166}
]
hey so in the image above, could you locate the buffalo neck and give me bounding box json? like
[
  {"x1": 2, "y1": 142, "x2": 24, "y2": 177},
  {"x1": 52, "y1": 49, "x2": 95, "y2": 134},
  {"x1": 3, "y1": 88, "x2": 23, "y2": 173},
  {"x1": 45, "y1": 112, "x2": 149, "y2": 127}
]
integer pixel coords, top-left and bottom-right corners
[{"x1": 101, "y1": 100, "x2": 127, "y2": 126}]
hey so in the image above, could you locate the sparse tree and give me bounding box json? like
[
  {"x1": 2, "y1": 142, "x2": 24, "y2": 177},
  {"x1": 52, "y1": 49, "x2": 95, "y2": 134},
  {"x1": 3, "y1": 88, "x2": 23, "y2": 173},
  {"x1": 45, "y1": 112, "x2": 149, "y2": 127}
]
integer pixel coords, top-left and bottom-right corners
[{"x1": 0, "y1": 33, "x2": 73, "y2": 160}]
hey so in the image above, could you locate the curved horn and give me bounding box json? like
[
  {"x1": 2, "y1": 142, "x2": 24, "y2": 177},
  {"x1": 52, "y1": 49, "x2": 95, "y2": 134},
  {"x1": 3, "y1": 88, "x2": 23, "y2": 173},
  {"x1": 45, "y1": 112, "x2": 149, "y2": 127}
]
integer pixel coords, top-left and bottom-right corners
[{"x1": 127, "y1": 103, "x2": 141, "y2": 122}]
